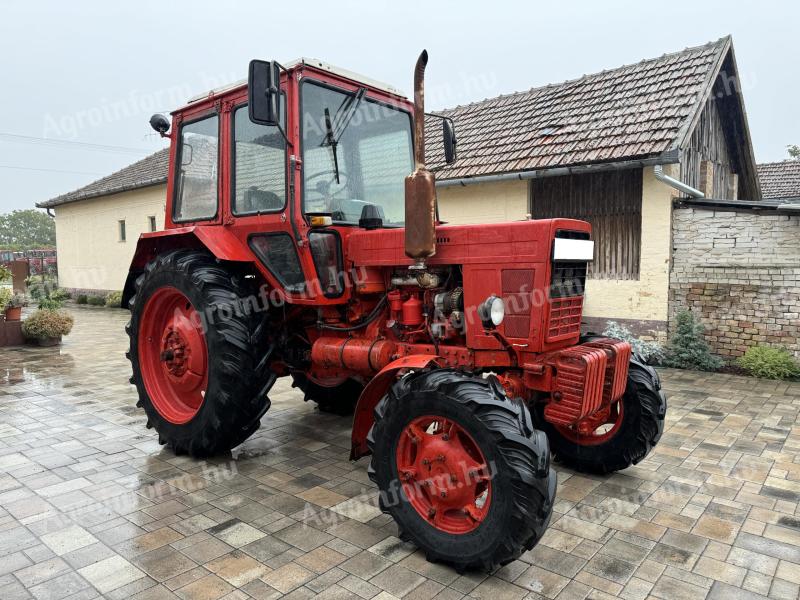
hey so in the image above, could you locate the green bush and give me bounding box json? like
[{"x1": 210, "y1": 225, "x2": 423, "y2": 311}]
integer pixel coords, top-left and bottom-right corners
[
  {"x1": 105, "y1": 291, "x2": 123, "y2": 308},
  {"x1": 737, "y1": 346, "x2": 799, "y2": 380},
  {"x1": 0, "y1": 265, "x2": 10, "y2": 282},
  {"x1": 38, "y1": 288, "x2": 69, "y2": 310},
  {"x1": 22, "y1": 309, "x2": 74, "y2": 340},
  {"x1": 0, "y1": 287, "x2": 12, "y2": 312},
  {"x1": 664, "y1": 310, "x2": 723, "y2": 371},
  {"x1": 25, "y1": 276, "x2": 59, "y2": 300},
  {"x1": 86, "y1": 295, "x2": 106, "y2": 306},
  {"x1": 603, "y1": 321, "x2": 664, "y2": 364},
  {"x1": 76, "y1": 294, "x2": 88, "y2": 305}
]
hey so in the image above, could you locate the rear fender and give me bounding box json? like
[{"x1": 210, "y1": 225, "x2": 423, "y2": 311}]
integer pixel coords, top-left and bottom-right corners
[
  {"x1": 122, "y1": 227, "x2": 253, "y2": 308},
  {"x1": 350, "y1": 355, "x2": 440, "y2": 460}
]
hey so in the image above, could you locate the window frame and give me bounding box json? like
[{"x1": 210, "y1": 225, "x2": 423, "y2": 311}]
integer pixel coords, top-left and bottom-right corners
[
  {"x1": 118, "y1": 219, "x2": 126, "y2": 242},
  {"x1": 230, "y1": 96, "x2": 288, "y2": 217},
  {"x1": 298, "y1": 77, "x2": 414, "y2": 227},
  {"x1": 172, "y1": 112, "x2": 221, "y2": 224},
  {"x1": 148, "y1": 215, "x2": 157, "y2": 232}
]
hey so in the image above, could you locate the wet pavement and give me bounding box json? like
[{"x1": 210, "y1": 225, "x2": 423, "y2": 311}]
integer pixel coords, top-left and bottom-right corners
[{"x1": 1, "y1": 306, "x2": 799, "y2": 600}]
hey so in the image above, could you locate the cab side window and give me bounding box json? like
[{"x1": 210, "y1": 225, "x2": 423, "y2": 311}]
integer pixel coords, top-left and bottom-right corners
[
  {"x1": 232, "y1": 104, "x2": 286, "y2": 215},
  {"x1": 174, "y1": 115, "x2": 219, "y2": 222}
]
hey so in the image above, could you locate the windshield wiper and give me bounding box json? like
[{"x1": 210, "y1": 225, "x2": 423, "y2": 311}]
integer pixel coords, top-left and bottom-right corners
[
  {"x1": 323, "y1": 108, "x2": 341, "y2": 184},
  {"x1": 321, "y1": 87, "x2": 367, "y2": 184}
]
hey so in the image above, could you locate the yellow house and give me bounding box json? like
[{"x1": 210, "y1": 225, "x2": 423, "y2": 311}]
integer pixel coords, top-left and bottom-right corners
[
  {"x1": 38, "y1": 150, "x2": 168, "y2": 294},
  {"x1": 39, "y1": 37, "x2": 759, "y2": 342}
]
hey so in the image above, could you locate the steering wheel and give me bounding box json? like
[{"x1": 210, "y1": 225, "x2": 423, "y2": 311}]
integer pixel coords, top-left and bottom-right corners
[{"x1": 305, "y1": 170, "x2": 350, "y2": 217}]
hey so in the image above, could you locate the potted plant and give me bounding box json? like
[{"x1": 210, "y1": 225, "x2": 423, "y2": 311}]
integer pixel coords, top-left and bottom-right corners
[
  {"x1": 4, "y1": 293, "x2": 25, "y2": 321},
  {"x1": 21, "y1": 309, "x2": 74, "y2": 346}
]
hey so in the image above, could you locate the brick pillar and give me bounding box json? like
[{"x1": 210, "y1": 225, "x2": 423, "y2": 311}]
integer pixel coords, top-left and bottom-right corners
[{"x1": 699, "y1": 160, "x2": 714, "y2": 198}]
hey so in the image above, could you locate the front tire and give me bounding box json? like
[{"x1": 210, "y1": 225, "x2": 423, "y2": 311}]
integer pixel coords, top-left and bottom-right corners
[
  {"x1": 367, "y1": 369, "x2": 556, "y2": 572},
  {"x1": 127, "y1": 250, "x2": 275, "y2": 457},
  {"x1": 534, "y1": 356, "x2": 667, "y2": 474}
]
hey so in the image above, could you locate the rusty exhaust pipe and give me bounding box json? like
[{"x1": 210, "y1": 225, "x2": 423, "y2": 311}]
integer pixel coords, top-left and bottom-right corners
[{"x1": 404, "y1": 50, "x2": 436, "y2": 269}]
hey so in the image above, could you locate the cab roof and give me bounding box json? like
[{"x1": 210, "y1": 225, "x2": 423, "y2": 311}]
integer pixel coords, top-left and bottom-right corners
[{"x1": 185, "y1": 57, "x2": 406, "y2": 105}]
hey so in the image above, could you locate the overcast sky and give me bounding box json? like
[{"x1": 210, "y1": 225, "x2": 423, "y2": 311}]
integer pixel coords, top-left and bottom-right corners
[{"x1": 0, "y1": 0, "x2": 797, "y2": 214}]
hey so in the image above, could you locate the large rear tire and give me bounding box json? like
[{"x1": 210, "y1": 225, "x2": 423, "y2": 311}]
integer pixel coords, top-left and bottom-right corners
[
  {"x1": 127, "y1": 250, "x2": 275, "y2": 457},
  {"x1": 367, "y1": 369, "x2": 556, "y2": 572},
  {"x1": 291, "y1": 373, "x2": 362, "y2": 416},
  {"x1": 534, "y1": 356, "x2": 667, "y2": 474}
]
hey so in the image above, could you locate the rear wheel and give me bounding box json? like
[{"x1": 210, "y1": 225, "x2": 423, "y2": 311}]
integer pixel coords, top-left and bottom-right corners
[
  {"x1": 127, "y1": 250, "x2": 275, "y2": 457},
  {"x1": 368, "y1": 369, "x2": 556, "y2": 571},
  {"x1": 534, "y1": 356, "x2": 667, "y2": 474},
  {"x1": 291, "y1": 373, "x2": 362, "y2": 415}
]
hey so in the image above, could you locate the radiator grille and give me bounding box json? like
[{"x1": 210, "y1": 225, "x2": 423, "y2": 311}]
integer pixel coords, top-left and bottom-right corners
[
  {"x1": 501, "y1": 269, "x2": 533, "y2": 339},
  {"x1": 550, "y1": 263, "x2": 587, "y2": 298},
  {"x1": 543, "y1": 346, "x2": 607, "y2": 426},
  {"x1": 546, "y1": 296, "x2": 583, "y2": 341}
]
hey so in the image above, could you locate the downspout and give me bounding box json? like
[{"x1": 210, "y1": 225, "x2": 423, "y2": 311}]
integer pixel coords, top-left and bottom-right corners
[{"x1": 653, "y1": 164, "x2": 704, "y2": 198}]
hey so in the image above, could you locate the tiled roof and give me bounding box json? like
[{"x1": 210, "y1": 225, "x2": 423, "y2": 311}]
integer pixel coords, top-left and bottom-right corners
[
  {"x1": 426, "y1": 38, "x2": 730, "y2": 180},
  {"x1": 37, "y1": 148, "x2": 169, "y2": 208},
  {"x1": 757, "y1": 161, "x2": 800, "y2": 199}
]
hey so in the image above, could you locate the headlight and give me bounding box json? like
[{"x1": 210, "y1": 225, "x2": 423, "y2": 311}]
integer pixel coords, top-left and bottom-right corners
[{"x1": 478, "y1": 295, "x2": 505, "y2": 328}]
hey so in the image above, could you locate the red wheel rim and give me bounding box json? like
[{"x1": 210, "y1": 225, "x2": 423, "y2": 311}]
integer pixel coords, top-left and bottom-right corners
[
  {"x1": 555, "y1": 401, "x2": 624, "y2": 446},
  {"x1": 139, "y1": 287, "x2": 208, "y2": 424},
  {"x1": 395, "y1": 415, "x2": 492, "y2": 534}
]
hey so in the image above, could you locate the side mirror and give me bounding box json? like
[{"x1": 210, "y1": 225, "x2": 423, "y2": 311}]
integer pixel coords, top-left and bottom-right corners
[
  {"x1": 149, "y1": 113, "x2": 170, "y2": 136},
  {"x1": 248, "y1": 60, "x2": 281, "y2": 126},
  {"x1": 443, "y1": 117, "x2": 457, "y2": 164}
]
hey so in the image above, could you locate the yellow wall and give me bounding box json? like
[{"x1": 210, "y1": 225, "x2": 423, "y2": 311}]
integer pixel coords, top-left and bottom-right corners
[
  {"x1": 437, "y1": 166, "x2": 675, "y2": 325},
  {"x1": 54, "y1": 185, "x2": 167, "y2": 292},
  {"x1": 580, "y1": 166, "x2": 674, "y2": 324},
  {"x1": 437, "y1": 179, "x2": 528, "y2": 224}
]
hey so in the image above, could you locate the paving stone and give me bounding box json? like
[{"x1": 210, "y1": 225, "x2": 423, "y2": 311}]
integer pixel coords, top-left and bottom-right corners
[{"x1": 4, "y1": 309, "x2": 800, "y2": 599}]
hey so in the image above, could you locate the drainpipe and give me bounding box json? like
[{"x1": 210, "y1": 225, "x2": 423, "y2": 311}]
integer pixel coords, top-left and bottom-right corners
[{"x1": 653, "y1": 164, "x2": 704, "y2": 198}]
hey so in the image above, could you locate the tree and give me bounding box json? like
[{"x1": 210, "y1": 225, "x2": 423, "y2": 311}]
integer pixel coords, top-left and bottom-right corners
[
  {"x1": 664, "y1": 310, "x2": 723, "y2": 371},
  {"x1": 0, "y1": 209, "x2": 55, "y2": 250},
  {"x1": 789, "y1": 144, "x2": 800, "y2": 159}
]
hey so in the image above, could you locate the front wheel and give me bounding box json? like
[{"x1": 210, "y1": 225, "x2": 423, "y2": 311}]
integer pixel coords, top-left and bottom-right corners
[
  {"x1": 534, "y1": 356, "x2": 667, "y2": 474},
  {"x1": 367, "y1": 369, "x2": 556, "y2": 572}
]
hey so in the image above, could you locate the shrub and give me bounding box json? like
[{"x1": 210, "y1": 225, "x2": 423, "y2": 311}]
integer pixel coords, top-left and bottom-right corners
[
  {"x1": 664, "y1": 310, "x2": 723, "y2": 371},
  {"x1": 22, "y1": 309, "x2": 74, "y2": 340},
  {"x1": 0, "y1": 265, "x2": 10, "y2": 282},
  {"x1": 76, "y1": 294, "x2": 88, "y2": 305},
  {"x1": 25, "y1": 276, "x2": 59, "y2": 300},
  {"x1": 105, "y1": 291, "x2": 123, "y2": 308},
  {"x1": 38, "y1": 288, "x2": 68, "y2": 310},
  {"x1": 602, "y1": 321, "x2": 664, "y2": 364},
  {"x1": 87, "y1": 295, "x2": 106, "y2": 306},
  {"x1": 7, "y1": 293, "x2": 25, "y2": 308},
  {"x1": 737, "y1": 346, "x2": 799, "y2": 380},
  {"x1": 0, "y1": 287, "x2": 11, "y2": 312}
]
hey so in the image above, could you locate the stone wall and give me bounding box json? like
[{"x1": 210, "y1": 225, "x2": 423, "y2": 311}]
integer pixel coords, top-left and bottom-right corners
[{"x1": 670, "y1": 206, "x2": 800, "y2": 360}]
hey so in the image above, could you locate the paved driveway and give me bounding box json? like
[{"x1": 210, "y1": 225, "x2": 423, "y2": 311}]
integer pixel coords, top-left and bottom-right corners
[{"x1": 1, "y1": 307, "x2": 799, "y2": 600}]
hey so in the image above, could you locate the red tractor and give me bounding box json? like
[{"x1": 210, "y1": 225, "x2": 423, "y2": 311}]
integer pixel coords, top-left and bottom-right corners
[{"x1": 125, "y1": 52, "x2": 666, "y2": 571}]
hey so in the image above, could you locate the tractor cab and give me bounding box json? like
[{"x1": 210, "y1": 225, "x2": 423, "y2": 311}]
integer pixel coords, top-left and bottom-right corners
[{"x1": 141, "y1": 58, "x2": 455, "y2": 305}]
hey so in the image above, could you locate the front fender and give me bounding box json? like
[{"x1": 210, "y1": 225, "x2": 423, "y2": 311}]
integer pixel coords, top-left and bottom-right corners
[
  {"x1": 350, "y1": 354, "x2": 440, "y2": 460},
  {"x1": 122, "y1": 227, "x2": 253, "y2": 307}
]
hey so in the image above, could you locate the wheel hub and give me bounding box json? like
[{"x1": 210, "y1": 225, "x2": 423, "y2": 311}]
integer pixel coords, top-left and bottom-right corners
[
  {"x1": 138, "y1": 287, "x2": 208, "y2": 424},
  {"x1": 396, "y1": 416, "x2": 491, "y2": 534}
]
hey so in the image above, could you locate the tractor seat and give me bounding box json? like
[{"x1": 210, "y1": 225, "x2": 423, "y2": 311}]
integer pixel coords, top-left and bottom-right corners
[{"x1": 242, "y1": 188, "x2": 283, "y2": 213}]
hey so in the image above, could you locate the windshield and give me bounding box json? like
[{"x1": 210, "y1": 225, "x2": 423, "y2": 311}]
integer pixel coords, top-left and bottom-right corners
[{"x1": 301, "y1": 81, "x2": 413, "y2": 226}]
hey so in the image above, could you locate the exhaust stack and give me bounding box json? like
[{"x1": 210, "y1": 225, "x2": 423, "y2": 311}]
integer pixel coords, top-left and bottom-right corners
[{"x1": 404, "y1": 50, "x2": 436, "y2": 269}]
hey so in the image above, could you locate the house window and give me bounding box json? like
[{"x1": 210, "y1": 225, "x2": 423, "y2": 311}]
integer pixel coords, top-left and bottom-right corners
[
  {"x1": 148, "y1": 215, "x2": 157, "y2": 232},
  {"x1": 530, "y1": 169, "x2": 642, "y2": 280},
  {"x1": 118, "y1": 219, "x2": 126, "y2": 242}
]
